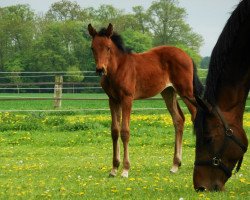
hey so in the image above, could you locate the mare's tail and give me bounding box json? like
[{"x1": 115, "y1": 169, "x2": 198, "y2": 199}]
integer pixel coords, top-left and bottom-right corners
[{"x1": 192, "y1": 60, "x2": 204, "y2": 97}]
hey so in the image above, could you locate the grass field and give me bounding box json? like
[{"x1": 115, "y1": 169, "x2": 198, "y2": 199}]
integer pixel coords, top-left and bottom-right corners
[{"x1": 0, "y1": 93, "x2": 249, "y2": 199}]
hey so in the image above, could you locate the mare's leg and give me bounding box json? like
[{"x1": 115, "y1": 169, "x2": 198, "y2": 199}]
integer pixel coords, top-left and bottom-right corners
[
  {"x1": 161, "y1": 87, "x2": 185, "y2": 173},
  {"x1": 109, "y1": 98, "x2": 121, "y2": 177},
  {"x1": 120, "y1": 96, "x2": 133, "y2": 178}
]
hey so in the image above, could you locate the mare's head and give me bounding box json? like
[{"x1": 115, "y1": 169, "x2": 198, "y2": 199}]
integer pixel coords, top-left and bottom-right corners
[
  {"x1": 193, "y1": 0, "x2": 249, "y2": 191},
  {"x1": 88, "y1": 23, "x2": 131, "y2": 76},
  {"x1": 193, "y1": 98, "x2": 248, "y2": 192}
]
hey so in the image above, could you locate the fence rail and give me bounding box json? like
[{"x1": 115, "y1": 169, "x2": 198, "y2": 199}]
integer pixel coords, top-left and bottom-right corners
[{"x1": 0, "y1": 70, "x2": 249, "y2": 113}]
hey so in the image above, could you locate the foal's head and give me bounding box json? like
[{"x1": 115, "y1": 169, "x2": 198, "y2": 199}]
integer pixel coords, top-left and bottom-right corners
[
  {"x1": 88, "y1": 23, "x2": 131, "y2": 76},
  {"x1": 88, "y1": 23, "x2": 113, "y2": 76},
  {"x1": 193, "y1": 98, "x2": 248, "y2": 191}
]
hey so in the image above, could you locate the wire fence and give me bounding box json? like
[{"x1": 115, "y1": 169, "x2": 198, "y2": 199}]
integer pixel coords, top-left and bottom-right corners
[{"x1": 0, "y1": 70, "x2": 249, "y2": 113}]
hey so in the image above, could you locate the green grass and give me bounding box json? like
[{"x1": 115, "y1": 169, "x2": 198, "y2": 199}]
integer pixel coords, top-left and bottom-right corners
[{"x1": 0, "y1": 112, "x2": 249, "y2": 199}]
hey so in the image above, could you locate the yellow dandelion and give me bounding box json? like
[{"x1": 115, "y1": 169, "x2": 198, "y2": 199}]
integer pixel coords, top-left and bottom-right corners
[
  {"x1": 60, "y1": 187, "x2": 66, "y2": 192},
  {"x1": 111, "y1": 189, "x2": 118, "y2": 193},
  {"x1": 79, "y1": 192, "x2": 85, "y2": 196},
  {"x1": 240, "y1": 178, "x2": 246, "y2": 183},
  {"x1": 199, "y1": 193, "x2": 205, "y2": 198}
]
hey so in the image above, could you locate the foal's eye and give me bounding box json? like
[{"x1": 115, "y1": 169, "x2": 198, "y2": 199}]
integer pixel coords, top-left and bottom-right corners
[
  {"x1": 91, "y1": 47, "x2": 96, "y2": 55},
  {"x1": 106, "y1": 46, "x2": 111, "y2": 51}
]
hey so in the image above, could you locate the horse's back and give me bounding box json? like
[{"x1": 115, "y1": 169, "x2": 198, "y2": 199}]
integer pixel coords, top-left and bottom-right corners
[
  {"x1": 152, "y1": 46, "x2": 194, "y2": 86},
  {"x1": 136, "y1": 45, "x2": 192, "y2": 71}
]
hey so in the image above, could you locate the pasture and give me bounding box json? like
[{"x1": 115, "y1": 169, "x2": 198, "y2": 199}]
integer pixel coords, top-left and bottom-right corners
[{"x1": 0, "y1": 93, "x2": 249, "y2": 199}]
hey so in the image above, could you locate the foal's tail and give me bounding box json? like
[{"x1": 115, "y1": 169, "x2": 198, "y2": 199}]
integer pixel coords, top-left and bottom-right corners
[{"x1": 192, "y1": 60, "x2": 204, "y2": 97}]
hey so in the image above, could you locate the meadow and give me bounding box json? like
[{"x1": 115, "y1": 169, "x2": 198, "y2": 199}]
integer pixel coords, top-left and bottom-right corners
[{"x1": 0, "y1": 93, "x2": 249, "y2": 199}]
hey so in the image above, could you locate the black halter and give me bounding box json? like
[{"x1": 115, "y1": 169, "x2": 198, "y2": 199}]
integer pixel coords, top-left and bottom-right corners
[{"x1": 194, "y1": 106, "x2": 248, "y2": 178}]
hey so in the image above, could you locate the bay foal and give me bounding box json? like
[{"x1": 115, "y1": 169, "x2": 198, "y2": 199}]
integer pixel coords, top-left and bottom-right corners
[{"x1": 88, "y1": 23, "x2": 203, "y2": 177}]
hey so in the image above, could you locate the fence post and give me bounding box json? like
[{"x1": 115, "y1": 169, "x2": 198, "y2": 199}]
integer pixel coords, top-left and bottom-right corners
[{"x1": 54, "y1": 75, "x2": 63, "y2": 109}]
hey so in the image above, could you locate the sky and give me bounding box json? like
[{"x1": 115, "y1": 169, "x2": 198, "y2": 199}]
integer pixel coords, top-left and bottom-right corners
[{"x1": 0, "y1": 0, "x2": 240, "y2": 57}]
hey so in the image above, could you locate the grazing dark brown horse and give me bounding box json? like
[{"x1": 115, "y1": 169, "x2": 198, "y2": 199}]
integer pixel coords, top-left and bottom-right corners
[
  {"x1": 88, "y1": 23, "x2": 203, "y2": 177},
  {"x1": 194, "y1": 0, "x2": 249, "y2": 191}
]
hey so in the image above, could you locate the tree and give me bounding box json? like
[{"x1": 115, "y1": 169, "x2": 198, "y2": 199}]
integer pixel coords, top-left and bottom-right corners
[
  {"x1": 94, "y1": 4, "x2": 124, "y2": 25},
  {"x1": 65, "y1": 65, "x2": 84, "y2": 82},
  {"x1": 132, "y1": 6, "x2": 149, "y2": 34},
  {"x1": 121, "y1": 29, "x2": 153, "y2": 53},
  {"x1": 0, "y1": 4, "x2": 35, "y2": 72},
  {"x1": 25, "y1": 20, "x2": 93, "y2": 72},
  {"x1": 0, "y1": 0, "x2": 205, "y2": 85},
  {"x1": 147, "y1": 0, "x2": 203, "y2": 52},
  {"x1": 200, "y1": 56, "x2": 210, "y2": 69},
  {"x1": 175, "y1": 44, "x2": 202, "y2": 68},
  {"x1": 46, "y1": 0, "x2": 87, "y2": 21},
  {"x1": 112, "y1": 14, "x2": 138, "y2": 32}
]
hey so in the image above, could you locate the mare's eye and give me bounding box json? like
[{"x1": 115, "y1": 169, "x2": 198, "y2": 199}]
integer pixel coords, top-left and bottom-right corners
[
  {"x1": 107, "y1": 46, "x2": 111, "y2": 51},
  {"x1": 204, "y1": 136, "x2": 213, "y2": 144}
]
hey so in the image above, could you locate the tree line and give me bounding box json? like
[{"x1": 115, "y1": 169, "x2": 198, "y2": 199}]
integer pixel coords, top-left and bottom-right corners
[{"x1": 0, "y1": 0, "x2": 207, "y2": 85}]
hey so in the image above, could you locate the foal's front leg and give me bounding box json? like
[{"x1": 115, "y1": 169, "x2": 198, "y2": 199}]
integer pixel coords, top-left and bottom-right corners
[
  {"x1": 120, "y1": 97, "x2": 133, "y2": 178},
  {"x1": 109, "y1": 99, "x2": 121, "y2": 177}
]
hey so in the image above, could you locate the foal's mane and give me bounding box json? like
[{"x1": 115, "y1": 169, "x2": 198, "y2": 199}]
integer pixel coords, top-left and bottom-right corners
[
  {"x1": 204, "y1": 0, "x2": 250, "y2": 104},
  {"x1": 97, "y1": 28, "x2": 132, "y2": 53},
  {"x1": 195, "y1": 0, "x2": 250, "y2": 140}
]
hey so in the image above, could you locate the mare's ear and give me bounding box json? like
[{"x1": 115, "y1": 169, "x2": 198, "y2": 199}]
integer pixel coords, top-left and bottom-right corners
[
  {"x1": 106, "y1": 23, "x2": 113, "y2": 38},
  {"x1": 195, "y1": 95, "x2": 213, "y2": 113},
  {"x1": 88, "y1": 24, "x2": 97, "y2": 38}
]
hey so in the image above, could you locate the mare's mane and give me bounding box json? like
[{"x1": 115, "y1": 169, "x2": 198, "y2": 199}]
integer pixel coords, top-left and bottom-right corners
[
  {"x1": 97, "y1": 28, "x2": 132, "y2": 53},
  {"x1": 204, "y1": 0, "x2": 250, "y2": 104},
  {"x1": 195, "y1": 0, "x2": 250, "y2": 141}
]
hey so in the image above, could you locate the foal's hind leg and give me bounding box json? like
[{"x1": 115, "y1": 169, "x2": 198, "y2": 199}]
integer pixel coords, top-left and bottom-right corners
[
  {"x1": 181, "y1": 96, "x2": 197, "y2": 122},
  {"x1": 109, "y1": 98, "x2": 121, "y2": 177},
  {"x1": 161, "y1": 87, "x2": 185, "y2": 173}
]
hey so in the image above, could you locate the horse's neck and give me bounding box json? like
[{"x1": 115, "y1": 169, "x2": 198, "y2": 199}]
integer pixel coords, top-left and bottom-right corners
[
  {"x1": 109, "y1": 51, "x2": 131, "y2": 75},
  {"x1": 217, "y1": 84, "x2": 247, "y2": 125}
]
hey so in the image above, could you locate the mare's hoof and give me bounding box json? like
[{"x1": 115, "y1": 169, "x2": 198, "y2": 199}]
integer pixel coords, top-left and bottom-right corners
[{"x1": 109, "y1": 169, "x2": 117, "y2": 177}]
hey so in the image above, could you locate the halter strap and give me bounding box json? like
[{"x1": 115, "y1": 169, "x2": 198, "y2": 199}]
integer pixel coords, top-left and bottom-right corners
[
  {"x1": 214, "y1": 107, "x2": 247, "y2": 153},
  {"x1": 194, "y1": 159, "x2": 232, "y2": 178},
  {"x1": 235, "y1": 156, "x2": 244, "y2": 173}
]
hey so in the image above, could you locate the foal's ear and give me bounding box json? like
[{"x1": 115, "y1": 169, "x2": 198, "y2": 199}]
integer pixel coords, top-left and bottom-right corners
[
  {"x1": 88, "y1": 24, "x2": 97, "y2": 38},
  {"x1": 106, "y1": 23, "x2": 113, "y2": 38},
  {"x1": 195, "y1": 95, "x2": 213, "y2": 113}
]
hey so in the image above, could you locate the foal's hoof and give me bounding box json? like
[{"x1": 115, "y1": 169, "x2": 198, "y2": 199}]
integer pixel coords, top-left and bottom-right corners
[
  {"x1": 109, "y1": 173, "x2": 116, "y2": 178},
  {"x1": 121, "y1": 170, "x2": 129, "y2": 178},
  {"x1": 109, "y1": 169, "x2": 117, "y2": 177},
  {"x1": 170, "y1": 166, "x2": 179, "y2": 173}
]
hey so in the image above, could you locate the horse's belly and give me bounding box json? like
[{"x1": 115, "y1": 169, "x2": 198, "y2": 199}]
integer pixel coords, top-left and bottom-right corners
[{"x1": 134, "y1": 80, "x2": 173, "y2": 99}]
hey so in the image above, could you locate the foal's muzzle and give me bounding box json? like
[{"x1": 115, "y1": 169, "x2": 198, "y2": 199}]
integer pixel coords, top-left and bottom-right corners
[{"x1": 96, "y1": 66, "x2": 106, "y2": 76}]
